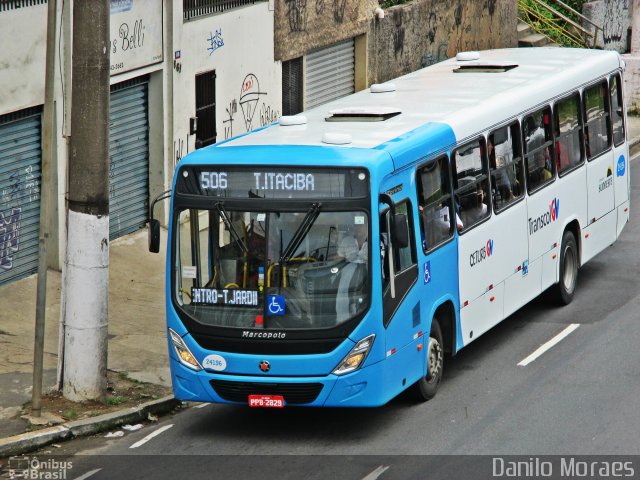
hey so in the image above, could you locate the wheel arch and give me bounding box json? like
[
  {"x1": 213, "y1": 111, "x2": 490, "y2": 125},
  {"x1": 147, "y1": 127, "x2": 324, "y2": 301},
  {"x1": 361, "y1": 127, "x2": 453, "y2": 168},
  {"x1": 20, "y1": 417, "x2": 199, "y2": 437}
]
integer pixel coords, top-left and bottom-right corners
[
  {"x1": 432, "y1": 300, "x2": 457, "y2": 356},
  {"x1": 563, "y1": 219, "x2": 582, "y2": 266}
]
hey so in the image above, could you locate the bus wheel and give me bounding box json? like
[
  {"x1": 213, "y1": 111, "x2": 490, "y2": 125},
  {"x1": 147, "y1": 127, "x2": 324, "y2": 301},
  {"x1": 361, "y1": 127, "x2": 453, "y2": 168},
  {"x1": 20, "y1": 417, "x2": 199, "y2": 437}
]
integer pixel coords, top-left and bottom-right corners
[
  {"x1": 556, "y1": 230, "x2": 578, "y2": 305},
  {"x1": 412, "y1": 319, "x2": 444, "y2": 401}
]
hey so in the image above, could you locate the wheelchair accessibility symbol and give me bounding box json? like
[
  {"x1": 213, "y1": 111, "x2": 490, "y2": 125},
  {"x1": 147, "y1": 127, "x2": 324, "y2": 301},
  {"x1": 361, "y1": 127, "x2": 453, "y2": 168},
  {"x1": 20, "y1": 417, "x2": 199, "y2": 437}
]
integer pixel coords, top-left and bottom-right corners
[
  {"x1": 268, "y1": 295, "x2": 286, "y2": 315},
  {"x1": 424, "y1": 261, "x2": 431, "y2": 285}
]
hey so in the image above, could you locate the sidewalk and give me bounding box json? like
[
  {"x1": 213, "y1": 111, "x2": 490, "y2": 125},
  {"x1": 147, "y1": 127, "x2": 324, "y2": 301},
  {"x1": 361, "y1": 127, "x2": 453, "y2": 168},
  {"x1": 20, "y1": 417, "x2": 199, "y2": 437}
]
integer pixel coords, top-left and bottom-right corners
[
  {"x1": 1, "y1": 115, "x2": 640, "y2": 456},
  {"x1": 0, "y1": 228, "x2": 175, "y2": 455}
]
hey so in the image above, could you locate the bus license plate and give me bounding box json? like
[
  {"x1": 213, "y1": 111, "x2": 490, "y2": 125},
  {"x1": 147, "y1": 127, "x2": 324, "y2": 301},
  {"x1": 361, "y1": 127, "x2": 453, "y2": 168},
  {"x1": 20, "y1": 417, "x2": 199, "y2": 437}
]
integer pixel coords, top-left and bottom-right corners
[{"x1": 248, "y1": 395, "x2": 285, "y2": 408}]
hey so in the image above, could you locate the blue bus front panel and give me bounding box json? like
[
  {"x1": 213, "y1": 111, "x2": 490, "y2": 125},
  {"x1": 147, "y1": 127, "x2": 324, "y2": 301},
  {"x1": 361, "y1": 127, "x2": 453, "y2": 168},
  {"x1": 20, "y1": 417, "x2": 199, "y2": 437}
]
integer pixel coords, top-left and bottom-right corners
[{"x1": 168, "y1": 336, "x2": 428, "y2": 407}]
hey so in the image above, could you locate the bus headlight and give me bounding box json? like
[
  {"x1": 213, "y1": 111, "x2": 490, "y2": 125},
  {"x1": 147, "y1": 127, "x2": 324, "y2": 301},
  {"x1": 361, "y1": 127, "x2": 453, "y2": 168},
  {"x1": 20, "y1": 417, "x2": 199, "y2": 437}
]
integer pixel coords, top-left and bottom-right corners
[
  {"x1": 169, "y1": 328, "x2": 202, "y2": 371},
  {"x1": 333, "y1": 334, "x2": 375, "y2": 376}
]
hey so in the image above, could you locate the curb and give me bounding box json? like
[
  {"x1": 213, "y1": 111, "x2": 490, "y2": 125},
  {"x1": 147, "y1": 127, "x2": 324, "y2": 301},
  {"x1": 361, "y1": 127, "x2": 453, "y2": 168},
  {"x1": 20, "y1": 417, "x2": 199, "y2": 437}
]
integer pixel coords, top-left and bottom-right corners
[{"x1": 0, "y1": 395, "x2": 180, "y2": 458}]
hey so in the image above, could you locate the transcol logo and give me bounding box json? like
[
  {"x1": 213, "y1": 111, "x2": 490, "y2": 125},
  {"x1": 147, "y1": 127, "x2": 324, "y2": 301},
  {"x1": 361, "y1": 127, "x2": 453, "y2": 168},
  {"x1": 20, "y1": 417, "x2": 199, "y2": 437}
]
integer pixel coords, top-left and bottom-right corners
[
  {"x1": 528, "y1": 198, "x2": 560, "y2": 235},
  {"x1": 470, "y1": 239, "x2": 494, "y2": 267}
]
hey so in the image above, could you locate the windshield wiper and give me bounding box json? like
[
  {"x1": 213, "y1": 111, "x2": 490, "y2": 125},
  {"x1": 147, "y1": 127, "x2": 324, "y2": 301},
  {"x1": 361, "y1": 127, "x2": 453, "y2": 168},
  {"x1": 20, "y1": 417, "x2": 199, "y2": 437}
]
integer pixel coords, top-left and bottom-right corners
[
  {"x1": 280, "y1": 203, "x2": 322, "y2": 264},
  {"x1": 215, "y1": 203, "x2": 248, "y2": 254}
]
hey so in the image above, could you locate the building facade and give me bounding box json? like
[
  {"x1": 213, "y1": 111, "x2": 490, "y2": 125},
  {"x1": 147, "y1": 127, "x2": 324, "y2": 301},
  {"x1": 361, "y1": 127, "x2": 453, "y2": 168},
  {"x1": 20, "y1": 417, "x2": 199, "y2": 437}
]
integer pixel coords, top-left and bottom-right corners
[{"x1": 0, "y1": 0, "x2": 518, "y2": 286}]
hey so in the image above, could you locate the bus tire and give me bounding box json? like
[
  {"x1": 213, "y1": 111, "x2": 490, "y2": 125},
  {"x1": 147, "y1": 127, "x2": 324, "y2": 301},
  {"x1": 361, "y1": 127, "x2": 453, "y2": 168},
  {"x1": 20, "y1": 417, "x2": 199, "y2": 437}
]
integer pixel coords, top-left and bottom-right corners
[
  {"x1": 556, "y1": 230, "x2": 578, "y2": 305},
  {"x1": 412, "y1": 318, "x2": 444, "y2": 401}
]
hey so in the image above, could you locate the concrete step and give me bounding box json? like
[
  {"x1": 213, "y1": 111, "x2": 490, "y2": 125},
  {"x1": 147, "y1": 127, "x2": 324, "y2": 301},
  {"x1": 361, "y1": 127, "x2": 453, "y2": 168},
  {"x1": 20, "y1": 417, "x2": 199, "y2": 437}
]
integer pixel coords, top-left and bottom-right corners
[
  {"x1": 519, "y1": 33, "x2": 553, "y2": 48},
  {"x1": 517, "y1": 21, "x2": 533, "y2": 38}
]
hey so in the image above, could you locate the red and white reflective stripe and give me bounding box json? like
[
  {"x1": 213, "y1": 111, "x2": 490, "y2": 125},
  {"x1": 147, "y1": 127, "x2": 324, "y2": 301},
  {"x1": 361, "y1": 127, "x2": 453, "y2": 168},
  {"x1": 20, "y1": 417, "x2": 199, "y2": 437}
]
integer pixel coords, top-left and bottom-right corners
[
  {"x1": 413, "y1": 331, "x2": 423, "y2": 340},
  {"x1": 386, "y1": 348, "x2": 397, "y2": 357}
]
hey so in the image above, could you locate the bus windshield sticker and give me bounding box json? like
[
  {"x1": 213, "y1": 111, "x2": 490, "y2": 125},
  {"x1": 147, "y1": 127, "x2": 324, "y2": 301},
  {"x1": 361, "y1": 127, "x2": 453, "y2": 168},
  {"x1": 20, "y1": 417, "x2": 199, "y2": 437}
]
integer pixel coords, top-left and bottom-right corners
[
  {"x1": 267, "y1": 295, "x2": 286, "y2": 315},
  {"x1": 182, "y1": 266, "x2": 197, "y2": 279},
  {"x1": 202, "y1": 354, "x2": 227, "y2": 371},
  {"x1": 355, "y1": 215, "x2": 365, "y2": 225},
  {"x1": 191, "y1": 288, "x2": 259, "y2": 306}
]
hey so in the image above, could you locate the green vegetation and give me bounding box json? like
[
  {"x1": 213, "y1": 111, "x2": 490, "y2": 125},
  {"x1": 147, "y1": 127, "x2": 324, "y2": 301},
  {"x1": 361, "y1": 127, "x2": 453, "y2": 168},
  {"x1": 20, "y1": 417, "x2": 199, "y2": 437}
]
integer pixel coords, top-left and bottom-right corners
[
  {"x1": 104, "y1": 395, "x2": 126, "y2": 406},
  {"x1": 62, "y1": 408, "x2": 78, "y2": 420},
  {"x1": 519, "y1": 0, "x2": 592, "y2": 48}
]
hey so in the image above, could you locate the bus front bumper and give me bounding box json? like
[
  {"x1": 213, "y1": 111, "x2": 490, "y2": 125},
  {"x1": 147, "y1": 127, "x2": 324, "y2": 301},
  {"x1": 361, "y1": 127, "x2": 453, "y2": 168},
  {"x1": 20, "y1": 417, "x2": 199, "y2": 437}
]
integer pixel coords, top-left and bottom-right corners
[{"x1": 170, "y1": 358, "x2": 388, "y2": 407}]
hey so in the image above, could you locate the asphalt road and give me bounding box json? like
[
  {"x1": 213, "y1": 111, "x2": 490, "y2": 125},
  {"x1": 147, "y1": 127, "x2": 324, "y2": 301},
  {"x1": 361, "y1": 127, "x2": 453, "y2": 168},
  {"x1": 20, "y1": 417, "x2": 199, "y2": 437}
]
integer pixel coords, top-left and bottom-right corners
[{"x1": 23, "y1": 158, "x2": 640, "y2": 480}]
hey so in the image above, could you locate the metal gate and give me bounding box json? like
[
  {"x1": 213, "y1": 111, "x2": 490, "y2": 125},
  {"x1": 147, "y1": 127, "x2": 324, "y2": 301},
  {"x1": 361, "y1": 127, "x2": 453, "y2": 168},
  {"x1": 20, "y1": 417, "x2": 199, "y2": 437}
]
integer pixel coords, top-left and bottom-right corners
[
  {"x1": 109, "y1": 77, "x2": 149, "y2": 240},
  {"x1": 305, "y1": 39, "x2": 355, "y2": 110},
  {"x1": 0, "y1": 108, "x2": 42, "y2": 285}
]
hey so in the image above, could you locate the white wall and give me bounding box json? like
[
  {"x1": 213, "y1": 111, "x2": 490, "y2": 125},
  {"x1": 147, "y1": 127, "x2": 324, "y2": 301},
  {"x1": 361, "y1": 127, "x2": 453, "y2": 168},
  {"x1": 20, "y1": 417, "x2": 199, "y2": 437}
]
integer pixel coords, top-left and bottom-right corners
[
  {"x1": 0, "y1": 6, "x2": 48, "y2": 114},
  {"x1": 172, "y1": 3, "x2": 282, "y2": 166}
]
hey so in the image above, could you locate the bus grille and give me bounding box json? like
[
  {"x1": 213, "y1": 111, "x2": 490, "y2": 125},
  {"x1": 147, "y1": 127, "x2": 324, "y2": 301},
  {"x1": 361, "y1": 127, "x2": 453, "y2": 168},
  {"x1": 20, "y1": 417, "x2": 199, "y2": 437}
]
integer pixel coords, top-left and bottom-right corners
[{"x1": 210, "y1": 380, "x2": 324, "y2": 405}]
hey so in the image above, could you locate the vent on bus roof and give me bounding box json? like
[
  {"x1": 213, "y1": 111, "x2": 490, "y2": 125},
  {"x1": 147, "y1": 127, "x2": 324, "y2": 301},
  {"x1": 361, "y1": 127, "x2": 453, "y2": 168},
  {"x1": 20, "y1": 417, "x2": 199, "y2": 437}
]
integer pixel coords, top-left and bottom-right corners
[
  {"x1": 325, "y1": 107, "x2": 401, "y2": 122},
  {"x1": 453, "y1": 63, "x2": 518, "y2": 73}
]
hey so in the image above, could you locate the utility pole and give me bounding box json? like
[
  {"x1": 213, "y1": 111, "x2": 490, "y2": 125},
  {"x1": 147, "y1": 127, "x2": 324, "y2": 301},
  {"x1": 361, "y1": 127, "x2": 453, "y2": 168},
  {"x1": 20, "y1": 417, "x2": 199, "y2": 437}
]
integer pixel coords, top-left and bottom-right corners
[
  {"x1": 62, "y1": 0, "x2": 110, "y2": 401},
  {"x1": 31, "y1": 0, "x2": 57, "y2": 418}
]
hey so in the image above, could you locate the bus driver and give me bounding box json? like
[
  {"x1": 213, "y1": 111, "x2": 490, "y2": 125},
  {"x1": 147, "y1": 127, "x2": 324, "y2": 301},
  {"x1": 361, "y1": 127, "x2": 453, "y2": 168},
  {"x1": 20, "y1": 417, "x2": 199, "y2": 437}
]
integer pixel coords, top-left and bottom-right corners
[{"x1": 335, "y1": 222, "x2": 367, "y2": 320}]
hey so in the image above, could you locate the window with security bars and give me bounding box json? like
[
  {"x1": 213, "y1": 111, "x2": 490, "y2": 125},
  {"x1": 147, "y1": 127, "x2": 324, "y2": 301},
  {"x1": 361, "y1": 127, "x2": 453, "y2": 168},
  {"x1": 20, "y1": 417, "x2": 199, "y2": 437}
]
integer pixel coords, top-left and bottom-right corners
[
  {"x1": 195, "y1": 70, "x2": 216, "y2": 148},
  {"x1": 282, "y1": 58, "x2": 303, "y2": 116},
  {"x1": 183, "y1": 0, "x2": 263, "y2": 20},
  {"x1": 0, "y1": 0, "x2": 47, "y2": 12}
]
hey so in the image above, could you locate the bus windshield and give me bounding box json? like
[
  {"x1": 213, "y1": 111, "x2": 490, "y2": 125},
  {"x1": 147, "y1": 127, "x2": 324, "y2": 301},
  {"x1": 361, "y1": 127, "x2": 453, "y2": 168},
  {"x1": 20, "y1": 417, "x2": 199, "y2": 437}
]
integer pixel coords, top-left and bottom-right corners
[{"x1": 173, "y1": 207, "x2": 370, "y2": 330}]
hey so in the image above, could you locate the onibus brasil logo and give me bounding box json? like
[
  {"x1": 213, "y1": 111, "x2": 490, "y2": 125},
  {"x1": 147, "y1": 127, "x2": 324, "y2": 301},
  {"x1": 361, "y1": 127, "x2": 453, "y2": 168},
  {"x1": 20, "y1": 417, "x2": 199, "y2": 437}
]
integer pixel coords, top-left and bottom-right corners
[
  {"x1": 528, "y1": 198, "x2": 560, "y2": 235},
  {"x1": 470, "y1": 239, "x2": 494, "y2": 267}
]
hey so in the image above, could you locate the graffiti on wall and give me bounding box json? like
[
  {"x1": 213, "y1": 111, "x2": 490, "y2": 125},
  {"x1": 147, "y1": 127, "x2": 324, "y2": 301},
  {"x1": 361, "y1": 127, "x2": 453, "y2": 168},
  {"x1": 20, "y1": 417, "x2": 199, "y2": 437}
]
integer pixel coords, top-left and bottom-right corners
[
  {"x1": 224, "y1": 100, "x2": 238, "y2": 140},
  {"x1": 260, "y1": 104, "x2": 280, "y2": 127},
  {"x1": 174, "y1": 136, "x2": 188, "y2": 166},
  {"x1": 239, "y1": 74, "x2": 268, "y2": 132},
  {"x1": 207, "y1": 29, "x2": 225, "y2": 55},
  {"x1": 603, "y1": 0, "x2": 629, "y2": 46},
  {"x1": 333, "y1": 0, "x2": 346, "y2": 23},
  {"x1": 0, "y1": 207, "x2": 21, "y2": 271},
  {"x1": 223, "y1": 75, "x2": 281, "y2": 140},
  {"x1": 0, "y1": 166, "x2": 39, "y2": 273},
  {"x1": 286, "y1": 0, "x2": 351, "y2": 32},
  {"x1": 286, "y1": 0, "x2": 308, "y2": 32}
]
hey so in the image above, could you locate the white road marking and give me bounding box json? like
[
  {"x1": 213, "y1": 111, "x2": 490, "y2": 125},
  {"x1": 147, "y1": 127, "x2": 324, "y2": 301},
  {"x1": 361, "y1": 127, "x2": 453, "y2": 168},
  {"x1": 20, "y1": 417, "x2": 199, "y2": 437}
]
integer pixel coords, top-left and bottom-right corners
[
  {"x1": 518, "y1": 324, "x2": 580, "y2": 366},
  {"x1": 72, "y1": 469, "x2": 102, "y2": 480},
  {"x1": 361, "y1": 465, "x2": 390, "y2": 480},
  {"x1": 194, "y1": 402, "x2": 210, "y2": 409},
  {"x1": 129, "y1": 424, "x2": 174, "y2": 449}
]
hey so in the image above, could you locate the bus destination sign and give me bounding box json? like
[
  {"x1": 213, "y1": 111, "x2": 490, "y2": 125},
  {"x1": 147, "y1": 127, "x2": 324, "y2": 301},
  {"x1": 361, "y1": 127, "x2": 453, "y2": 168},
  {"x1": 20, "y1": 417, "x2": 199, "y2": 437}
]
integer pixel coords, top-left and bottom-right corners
[
  {"x1": 191, "y1": 288, "x2": 259, "y2": 307},
  {"x1": 176, "y1": 167, "x2": 368, "y2": 199}
]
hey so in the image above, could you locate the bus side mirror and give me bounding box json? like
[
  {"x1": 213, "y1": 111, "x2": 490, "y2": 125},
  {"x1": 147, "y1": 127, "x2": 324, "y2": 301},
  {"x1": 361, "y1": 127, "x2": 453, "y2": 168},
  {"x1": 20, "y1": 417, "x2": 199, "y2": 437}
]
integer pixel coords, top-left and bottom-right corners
[
  {"x1": 148, "y1": 219, "x2": 161, "y2": 253},
  {"x1": 392, "y1": 213, "x2": 409, "y2": 249}
]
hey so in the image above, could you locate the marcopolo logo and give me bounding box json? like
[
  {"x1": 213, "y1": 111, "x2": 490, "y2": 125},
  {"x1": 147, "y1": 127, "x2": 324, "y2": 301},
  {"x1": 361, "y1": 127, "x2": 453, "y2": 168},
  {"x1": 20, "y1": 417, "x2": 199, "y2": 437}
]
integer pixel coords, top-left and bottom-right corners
[
  {"x1": 470, "y1": 239, "x2": 494, "y2": 267},
  {"x1": 528, "y1": 198, "x2": 560, "y2": 235}
]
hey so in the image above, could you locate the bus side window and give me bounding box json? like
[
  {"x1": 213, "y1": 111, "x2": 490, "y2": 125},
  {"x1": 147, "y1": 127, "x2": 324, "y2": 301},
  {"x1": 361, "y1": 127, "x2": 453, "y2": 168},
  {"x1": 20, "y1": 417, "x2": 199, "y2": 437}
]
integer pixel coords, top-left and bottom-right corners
[
  {"x1": 452, "y1": 138, "x2": 491, "y2": 232},
  {"x1": 417, "y1": 156, "x2": 455, "y2": 251},
  {"x1": 583, "y1": 80, "x2": 611, "y2": 160},
  {"x1": 380, "y1": 201, "x2": 416, "y2": 291},
  {"x1": 554, "y1": 94, "x2": 584, "y2": 176},
  {"x1": 523, "y1": 106, "x2": 555, "y2": 192},
  {"x1": 488, "y1": 123, "x2": 524, "y2": 211},
  {"x1": 610, "y1": 74, "x2": 625, "y2": 147}
]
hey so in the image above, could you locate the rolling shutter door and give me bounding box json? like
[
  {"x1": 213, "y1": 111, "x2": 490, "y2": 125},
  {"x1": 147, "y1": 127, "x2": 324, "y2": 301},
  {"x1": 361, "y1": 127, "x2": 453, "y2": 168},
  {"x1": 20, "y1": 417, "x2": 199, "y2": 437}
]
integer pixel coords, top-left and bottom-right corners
[
  {"x1": 109, "y1": 78, "x2": 149, "y2": 240},
  {"x1": 305, "y1": 39, "x2": 355, "y2": 110},
  {"x1": 0, "y1": 109, "x2": 42, "y2": 285}
]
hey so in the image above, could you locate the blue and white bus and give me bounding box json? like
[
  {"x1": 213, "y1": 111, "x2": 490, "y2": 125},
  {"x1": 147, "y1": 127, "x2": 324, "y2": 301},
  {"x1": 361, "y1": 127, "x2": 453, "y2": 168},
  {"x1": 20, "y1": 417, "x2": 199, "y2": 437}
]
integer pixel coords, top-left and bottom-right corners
[{"x1": 149, "y1": 48, "x2": 630, "y2": 407}]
